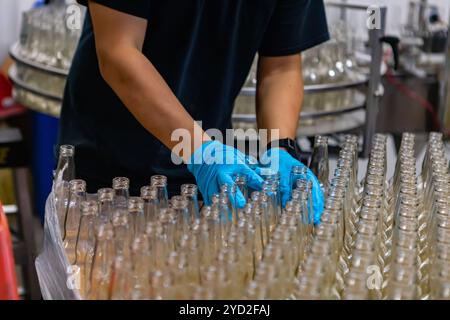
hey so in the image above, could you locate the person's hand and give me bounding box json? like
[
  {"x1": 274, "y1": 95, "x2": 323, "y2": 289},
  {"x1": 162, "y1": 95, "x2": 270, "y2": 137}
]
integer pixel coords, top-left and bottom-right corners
[
  {"x1": 257, "y1": 148, "x2": 324, "y2": 223},
  {"x1": 187, "y1": 141, "x2": 264, "y2": 208}
]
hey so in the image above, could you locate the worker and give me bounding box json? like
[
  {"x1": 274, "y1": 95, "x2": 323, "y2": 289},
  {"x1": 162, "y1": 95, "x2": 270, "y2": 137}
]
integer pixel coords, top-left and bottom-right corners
[{"x1": 58, "y1": 0, "x2": 329, "y2": 222}]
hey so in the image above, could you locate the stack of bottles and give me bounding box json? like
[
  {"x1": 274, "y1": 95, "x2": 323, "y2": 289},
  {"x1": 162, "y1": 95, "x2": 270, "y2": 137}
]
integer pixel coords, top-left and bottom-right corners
[
  {"x1": 18, "y1": 0, "x2": 83, "y2": 70},
  {"x1": 12, "y1": 0, "x2": 86, "y2": 114},
  {"x1": 51, "y1": 133, "x2": 449, "y2": 300}
]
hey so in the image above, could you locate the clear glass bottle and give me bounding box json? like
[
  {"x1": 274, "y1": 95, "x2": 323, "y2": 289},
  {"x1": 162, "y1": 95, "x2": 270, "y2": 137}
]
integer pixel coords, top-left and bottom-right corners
[
  {"x1": 171, "y1": 195, "x2": 190, "y2": 236},
  {"x1": 109, "y1": 255, "x2": 132, "y2": 300},
  {"x1": 181, "y1": 184, "x2": 200, "y2": 221},
  {"x1": 140, "y1": 185, "x2": 159, "y2": 224},
  {"x1": 89, "y1": 223, "x2": 115, "y2": 300},
  {"x1": 112, "y1": 177, "x2": 130, "y2": 216},
  {"x1": 296, "y1": 179, "x2": 315, "y2": 237},
  {"x1": 112, "y1": 212, "x2": 131, "y2": 259},
  {"x1": 151, "y1": 175, "x2": 169, "y2": 209},
  {"x1": 74, "y1": 200, "x2": 98, "y2": 298},
  {"x1": 97, "y1": 188, "x2": 114, "y2": 226},
  {"x1": 63, "y1": 179, "x2": 87, "y2": 264},
  {"x1": 54, "y1": 144, "x2": 75, "y2": 183},
  {"x1": 128, "y1": 197, "x2": 145, "y2": 240},
  {"x1": 262, "y1": 180, "x2": 281, "y2": 223},
  {"x1": 54, "y1": 145, "x2": 75, "y2": 234},
  {"x1": 290, "y1": 165, "x2": 308, "y2": 192},
  {"x1": 309, "y1": 136, "x2": 330, "y2": 193},
  {"x1": 234, "y1": 174, "x2": 249, "y2": 203}
]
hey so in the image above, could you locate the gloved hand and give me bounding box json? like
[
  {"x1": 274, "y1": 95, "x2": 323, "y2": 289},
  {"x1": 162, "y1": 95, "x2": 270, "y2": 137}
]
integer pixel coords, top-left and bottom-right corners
[
  {"x1": 257, "y1": 148, "x2": 324, "y2": 223},
  {"x1": 187, "y1": 141, "x2": 264, "y2": 208}
]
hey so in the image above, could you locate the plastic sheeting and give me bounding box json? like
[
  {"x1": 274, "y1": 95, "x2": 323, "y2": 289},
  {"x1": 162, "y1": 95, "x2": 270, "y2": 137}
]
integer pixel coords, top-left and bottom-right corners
[{"x1": 35, "y1": 192, "x2": 82, "y2": 300}]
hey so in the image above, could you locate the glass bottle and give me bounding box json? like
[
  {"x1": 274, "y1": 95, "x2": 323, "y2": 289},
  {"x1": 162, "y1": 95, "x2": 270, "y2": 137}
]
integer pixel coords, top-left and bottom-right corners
[
  {"x1": 181, "y1": 184, "x2": 200, "y2": 221},
  {"x1": 112, "y1": 177, "x2": 130, "y2": 217},
  {"x1": 235, "y1": 174, "x2": 249, "y2": 202},
  {"x1": 74, "y1": 200, "x2": 98, "y2": 298},
  {"x1": 151, "y1": 175, "x2": 169, "y2": 209},
  {"x1": 290, "y1": 165, "x2": 308, "y2": 192},
  {"x1": 109, "y1": 255, "x2": 132, "y2": 300},
  {"x1": 171, "y1": 195, "x2": 190, "y2": 236},
  {"x1": 128, "y1": 197, "x2": 145, "y2": 240},
  {"x1": 63, "y1": 179, "x2": 87, "y2": 264},
  {"x1": 130, "y1": 235, "x2": 151, "y2": 300},
  {"x1": 112, "y1": 212, "x2": 131, "y2": 259},
  {"x1": 262, "y1": 180, "x2": 281, "y2": 221},
  {"x1": 309, "y1": 136, "x2": 330, "y2": 193},
  {"x1": 297, "y1": 179, "x2": 315, "y2": 236},
  {"x1": 89, "y1": 223, "x2": 115, "y2": 300},
  {"x1": 97, "y1": 188, "x2": 114, "y2": 226},
  {"x1": 54, "y1": 144, "x2": 75, "y2": 183},
  {"x1": 140, "y1": 185, "x2": 159, "y2": 224},
  {"x1": 54, "y1": 145, "x2": 75, "y2": 234}
]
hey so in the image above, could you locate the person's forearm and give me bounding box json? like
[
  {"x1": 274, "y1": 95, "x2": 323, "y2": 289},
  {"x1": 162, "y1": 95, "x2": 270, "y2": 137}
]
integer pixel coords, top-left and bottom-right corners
[
  {"x1": 98, "y1": 46, "x2": 209, "y2": 162},
  {"x1": 256, "y1": 55, "x2": 303, "y2": 143}
]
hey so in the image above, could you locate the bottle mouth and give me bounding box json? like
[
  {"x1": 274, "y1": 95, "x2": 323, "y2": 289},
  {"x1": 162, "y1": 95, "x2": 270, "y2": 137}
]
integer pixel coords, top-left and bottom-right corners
[
  {"x1": 128, "y1": 197, "x2": 144, "y2": 211},
  {"x1": 81, "y1": 200, "x2": 98, "y2": 215},
  {"x1": 98, "y1": 188, "x2": 114, "y2": 201},
  {"x1": 112, "y1": 177, "x2": 130, "y2": 189},
  {"x1": 170, "y1": 196, "x2": 189, "y2": 209},
  {"x1": 151, "y1": 175, "x2": 168, "y2": 187},
  {"x1": 291, "y1": 165, "x2": 308, "y2": 175},
  {"x1": 59, "y1": 144, "x2": 75, "y2": 157},
  {"x1": 69, "y1": 179, "x2": 86, "y2": 192},
  {"x1": 181, "y1": 184, "x2": 198, "y2": 195},
  {"x1": 140, "y1": 185, "x2": 158, "y2": 199}
]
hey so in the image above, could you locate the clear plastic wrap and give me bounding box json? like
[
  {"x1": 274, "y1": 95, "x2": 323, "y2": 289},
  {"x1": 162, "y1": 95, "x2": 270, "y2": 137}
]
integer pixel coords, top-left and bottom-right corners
[{"x1": 35, "y1": 192, "x2": 82, "y2": 300}]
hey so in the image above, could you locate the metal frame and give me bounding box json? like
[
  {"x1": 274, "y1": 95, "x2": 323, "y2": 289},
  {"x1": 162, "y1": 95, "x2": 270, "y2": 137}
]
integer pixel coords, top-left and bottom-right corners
[
  {"x1": 364, "y1": 6, "x2": 387, "y2": 157},
  {"x1": 327, "y1": 2, "x2": 387, "y2": 157},
  {"x1": 439, "y1": 9, "x2": 450, "y2": 132}
]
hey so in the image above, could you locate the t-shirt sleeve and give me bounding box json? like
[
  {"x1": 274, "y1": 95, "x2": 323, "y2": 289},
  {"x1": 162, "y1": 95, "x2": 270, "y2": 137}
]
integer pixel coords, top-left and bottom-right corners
[
  {"x1": 76, "y1": 0, "x2": 149, "y2": 19},
  {"x1": 259, "y1": 0, "x2": 330, "y2": 57}
]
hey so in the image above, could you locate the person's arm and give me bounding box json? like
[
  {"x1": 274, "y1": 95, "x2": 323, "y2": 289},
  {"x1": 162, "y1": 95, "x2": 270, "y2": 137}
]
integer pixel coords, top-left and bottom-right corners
[
  {"x1": 256, "y1": 54, "x2": 303, "y2": 143},
  {"x1": 89, "y1": 2, "x2": 209, "y2": 162}
]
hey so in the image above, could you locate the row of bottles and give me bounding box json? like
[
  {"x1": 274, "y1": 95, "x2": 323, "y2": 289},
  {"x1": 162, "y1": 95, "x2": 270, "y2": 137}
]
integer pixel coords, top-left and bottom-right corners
[
  {"x1": 52, "y1": 133, "x2": 449, "y2": 300},
  {"x1": 295, "y1": 133, "x2": 450, "y2": 300}
]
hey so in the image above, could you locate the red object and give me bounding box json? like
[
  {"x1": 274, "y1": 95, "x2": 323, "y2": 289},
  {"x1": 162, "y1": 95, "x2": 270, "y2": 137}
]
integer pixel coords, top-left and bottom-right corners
[
  {"x1": 0, "y1": 73, "x2": 26, "y2": 120},
  {"x1": 0, "y1": 202, "x2": 19, "y2": 300}
]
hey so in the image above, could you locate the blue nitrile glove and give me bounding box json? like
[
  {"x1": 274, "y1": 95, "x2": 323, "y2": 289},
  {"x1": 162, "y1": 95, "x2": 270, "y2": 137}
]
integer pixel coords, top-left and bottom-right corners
[
  {"x1": 187, "y1": 141, "x2": 264, "y2": 208},
  {"x1": 257, "y1": 148, "x2": 324, "y2": 224}
]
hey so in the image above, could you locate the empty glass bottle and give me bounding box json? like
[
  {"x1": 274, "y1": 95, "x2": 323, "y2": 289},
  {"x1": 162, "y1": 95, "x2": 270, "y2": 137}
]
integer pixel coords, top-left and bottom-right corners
[
  {"x1": 98, "y1": 188, "x2": 114, "y2": 226},
  {"x1": 151, "y1": 175, "x2": 169, "y2": 209},
  {"x1": 128, "y1": 197, "x2": 145, "y2": 240},
  {"x1": 54, "y1": 145, "x2": 75, "y2": 234},
  {"x1": 181, "y1": 184, "x2": 200, "y2": 221},
  {"x1": 75, "y1": 200, "x2": 98, "y2": 297},
  {"x1": 309, "y1": 136, "x2": 330, "y2": 193},
  {"x1": 64, "y1": 179, "x2": 87, "y2": 264},
  {"x1": 54, "y1": 144, "x2": 75, "y2": 183},
  {"x1": 141, "y1": 185, "x2": 159, "y2": 224},
  {"x1": 89, "y1": 223, "x2": 115, "y2": 300},
  {"x1": 112, "y1": 177, "x2": 130, "y2": 218}
]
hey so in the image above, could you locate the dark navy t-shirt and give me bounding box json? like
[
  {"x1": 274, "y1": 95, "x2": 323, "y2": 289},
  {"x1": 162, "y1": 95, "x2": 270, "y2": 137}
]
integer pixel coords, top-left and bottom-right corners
[{"x1": 58, "y1": 0, "x2": 329, "y2": 195}]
